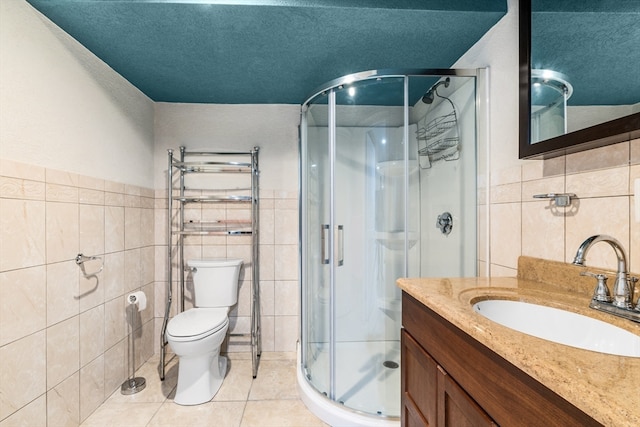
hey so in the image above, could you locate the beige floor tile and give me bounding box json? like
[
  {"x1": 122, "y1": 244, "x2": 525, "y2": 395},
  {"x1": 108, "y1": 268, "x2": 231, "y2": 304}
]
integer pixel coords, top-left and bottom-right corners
[
  {"x1": 258, "y1": 351, "x2": 296, "y2": 361},
  {"x1": 80, "y1": 402, "x2": 162, "y2": 427},
  {"x1": 106, "y1": 358, "x2": 178, "y2": 404},
  {"x1": 240, "y1": 400, "x2": 328, "y2": 427},
  {"x1": 147, "y1": 401, "x2": 245, "y2": 427},
  {"x1": 79, "y1": 353, "x2": 332, "y2": 427},
  {"x1": 213, "y1": 359, "x2": 253, "y2": 402},
  {"x1": 226, "y1": 351, "x2": 252, "y2": 361},
  {"x1": 248, "y1": 360, "x2": 298, "y2": 401}
]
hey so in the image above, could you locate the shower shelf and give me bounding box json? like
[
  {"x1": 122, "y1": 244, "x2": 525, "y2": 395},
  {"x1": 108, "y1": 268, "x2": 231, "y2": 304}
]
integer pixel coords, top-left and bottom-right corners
[
  {"x1": 418, "y1": 137, "x2": 460, "y2": 159},
  {"x1": 375, "y1": 231, "x2": 419, "y2": 250},
  {"x1": 417, "y1": 108, "x2": 460, "y2": 168},
  {"x1": 417, "y1": 111, "x2": 457, "y2": 140}
]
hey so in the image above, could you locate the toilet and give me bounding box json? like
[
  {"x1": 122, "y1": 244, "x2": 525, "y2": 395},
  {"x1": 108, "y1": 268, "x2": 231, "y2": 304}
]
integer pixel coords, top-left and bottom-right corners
[{"x1": 166, "y1": 258, "x2": 243, "y2": 405}]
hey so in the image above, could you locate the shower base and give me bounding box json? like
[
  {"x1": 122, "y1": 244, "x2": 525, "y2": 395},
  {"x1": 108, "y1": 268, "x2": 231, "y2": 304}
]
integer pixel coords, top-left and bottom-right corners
[{"x1": 297, "y1": 340, "x2": 400, "y2": 426}]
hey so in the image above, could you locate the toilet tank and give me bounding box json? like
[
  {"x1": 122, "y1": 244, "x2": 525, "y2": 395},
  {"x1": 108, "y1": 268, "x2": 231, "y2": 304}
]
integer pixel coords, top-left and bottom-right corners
[{"x1": 187, "y1": 258, "x2": 243, "y2": 308}]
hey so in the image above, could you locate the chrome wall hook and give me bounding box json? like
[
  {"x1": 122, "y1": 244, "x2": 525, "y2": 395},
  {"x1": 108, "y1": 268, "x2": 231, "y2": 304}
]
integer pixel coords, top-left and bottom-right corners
[{"x1": 533, "y1": 193, "x2": 576, "y2": 207}]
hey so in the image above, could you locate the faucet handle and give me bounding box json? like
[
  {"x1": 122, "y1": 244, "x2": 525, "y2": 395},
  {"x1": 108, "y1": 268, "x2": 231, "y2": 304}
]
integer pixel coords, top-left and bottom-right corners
[
  {"x1": 629, "y1": 277, "x2": 640, "y2": 311},
  {"x1": 581, "y1": 271, "x2": 612, "y2": 302}
]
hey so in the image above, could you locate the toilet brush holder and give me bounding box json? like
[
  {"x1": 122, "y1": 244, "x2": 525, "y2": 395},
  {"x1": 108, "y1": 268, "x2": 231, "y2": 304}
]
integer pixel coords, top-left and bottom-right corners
[{"x1": 121, "y1": 296, "x2": 146, "y2": 395}]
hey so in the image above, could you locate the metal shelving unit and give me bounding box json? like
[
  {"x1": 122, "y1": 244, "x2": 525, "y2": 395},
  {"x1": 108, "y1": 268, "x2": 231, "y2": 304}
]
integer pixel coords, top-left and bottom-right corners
[{"x1": 160, "y1": 146, "x2": 261, "y2": 380}]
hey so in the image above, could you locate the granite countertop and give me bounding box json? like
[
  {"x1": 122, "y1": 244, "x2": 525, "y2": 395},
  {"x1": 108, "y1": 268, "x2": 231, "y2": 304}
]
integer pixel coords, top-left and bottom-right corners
[{"x1": 397, "y1": 256, "x2": 640, "y2": 427}]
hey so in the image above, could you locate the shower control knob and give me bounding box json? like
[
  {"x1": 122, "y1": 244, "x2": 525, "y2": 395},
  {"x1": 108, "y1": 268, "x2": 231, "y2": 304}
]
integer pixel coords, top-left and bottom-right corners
[{"x1": 436, "y1": 212, "x2": 453, "y2": 235}]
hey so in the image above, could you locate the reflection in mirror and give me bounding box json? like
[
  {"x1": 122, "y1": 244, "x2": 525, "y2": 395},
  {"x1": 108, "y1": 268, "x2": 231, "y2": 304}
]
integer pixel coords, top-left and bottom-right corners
[
  {"x1": 520, "y1": 0, "x2": 640, "y2": 158},
  {"x1": 530, "y1": 69, "x2": 572, "y2": 143},
  {"x1": 532, "y1": 1, "x2": 640, "y2": 138}
]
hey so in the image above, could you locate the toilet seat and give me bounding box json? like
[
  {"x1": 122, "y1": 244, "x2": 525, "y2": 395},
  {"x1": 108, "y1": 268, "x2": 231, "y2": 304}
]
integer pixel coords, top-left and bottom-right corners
[{"x1": 167, "y1": 308, "x2": 229, "y2": 342}]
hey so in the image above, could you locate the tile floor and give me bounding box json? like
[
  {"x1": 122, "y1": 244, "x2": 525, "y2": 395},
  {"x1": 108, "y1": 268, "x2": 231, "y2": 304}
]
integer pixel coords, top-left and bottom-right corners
[{"x1": 81, "y1": 352, "x2": 328, "y2": 427}]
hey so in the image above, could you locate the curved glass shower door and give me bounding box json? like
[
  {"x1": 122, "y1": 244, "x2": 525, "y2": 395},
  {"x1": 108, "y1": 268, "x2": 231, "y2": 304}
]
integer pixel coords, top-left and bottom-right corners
[
  {"x1": 300, "y1": 88, "x2": 331, "y2": 405},
  {"x1": 300, "y1": 69, "x2": 480, "y2": 425},
  {"x1": 301, "y1": 76, "x2": 411, "y2": 419}
]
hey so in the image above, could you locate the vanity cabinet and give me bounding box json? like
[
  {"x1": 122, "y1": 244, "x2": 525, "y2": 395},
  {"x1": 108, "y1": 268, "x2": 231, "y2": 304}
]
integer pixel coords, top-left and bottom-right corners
[
  {"x1": 401, "y1": 292, "x2": 601, "y2": 427},
  {"x1": 402, "y1": 329, "x2": 496, "y2": 426}
]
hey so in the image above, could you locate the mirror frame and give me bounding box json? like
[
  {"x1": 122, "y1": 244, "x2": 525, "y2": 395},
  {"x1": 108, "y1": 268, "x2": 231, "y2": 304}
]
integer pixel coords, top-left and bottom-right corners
[{"x1": 519, "y1": 0, "x2": 640, "y2": 159}]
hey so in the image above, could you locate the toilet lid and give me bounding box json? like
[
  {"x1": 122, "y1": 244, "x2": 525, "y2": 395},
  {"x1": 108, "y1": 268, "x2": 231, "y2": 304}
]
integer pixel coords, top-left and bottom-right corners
[{"x1": 167, "y1": 308, "x2": 228, "y2": 340}]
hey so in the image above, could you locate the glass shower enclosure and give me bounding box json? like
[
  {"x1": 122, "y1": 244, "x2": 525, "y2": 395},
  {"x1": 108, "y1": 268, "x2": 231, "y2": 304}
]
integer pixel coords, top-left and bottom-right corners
[{"x1": 298, "y1": 69, "x2": 483, "y2": 426}]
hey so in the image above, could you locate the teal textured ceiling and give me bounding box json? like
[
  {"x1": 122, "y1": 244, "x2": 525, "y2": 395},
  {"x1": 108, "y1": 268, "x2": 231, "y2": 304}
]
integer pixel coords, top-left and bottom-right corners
[
  {"x1": 532, "y1": 0, "x2": 640, "y2": 106},
  {"x1": 25, "y1": 0, "x2": 506, "y2": 104}
]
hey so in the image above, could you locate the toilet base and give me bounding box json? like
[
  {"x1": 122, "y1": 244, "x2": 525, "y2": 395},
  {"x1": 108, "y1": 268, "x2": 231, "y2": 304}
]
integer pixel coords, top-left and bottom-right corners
[{"x1": 173, "y1": 353, "x2": 228, "y2": 405}]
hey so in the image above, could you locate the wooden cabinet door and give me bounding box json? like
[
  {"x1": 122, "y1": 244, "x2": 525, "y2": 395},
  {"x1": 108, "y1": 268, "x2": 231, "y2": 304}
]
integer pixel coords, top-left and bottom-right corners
[
  {"x1": 402, "y1": 293, "x2": 600, "y2": 427},
  {"x1": 402, "y1": 330, "x2": 437, "y2": 427},
  {"x1": 437, "y1": 366, "x2": 497, "y2": 427}
]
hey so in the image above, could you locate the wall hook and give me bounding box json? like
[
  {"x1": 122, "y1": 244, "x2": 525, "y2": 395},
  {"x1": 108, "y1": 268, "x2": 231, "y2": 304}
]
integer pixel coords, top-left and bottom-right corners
[{"x1": 533, "y1": 193, "x2": 576, "y2": 207}]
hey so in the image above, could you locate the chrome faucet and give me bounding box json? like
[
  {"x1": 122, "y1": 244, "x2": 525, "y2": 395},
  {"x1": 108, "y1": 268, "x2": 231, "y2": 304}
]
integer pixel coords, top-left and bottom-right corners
[
  {"x1": 573, "y1": 235, "x2": 631, "y2": 308},
  {"x1": 573, "y1": 234, "x2": 639, "y2": 322}
]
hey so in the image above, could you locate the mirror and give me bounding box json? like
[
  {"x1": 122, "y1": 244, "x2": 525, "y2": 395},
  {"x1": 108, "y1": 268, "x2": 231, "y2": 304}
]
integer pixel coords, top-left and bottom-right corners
[{"x1": 519, "y1": 0, "x2": 640, "y2": 159}]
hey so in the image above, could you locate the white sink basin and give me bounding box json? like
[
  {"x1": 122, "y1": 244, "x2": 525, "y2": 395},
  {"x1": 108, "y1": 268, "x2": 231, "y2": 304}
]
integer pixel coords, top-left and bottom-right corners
[{"x1": 473, "y1": 299, "x2": 640, "y2": 358}]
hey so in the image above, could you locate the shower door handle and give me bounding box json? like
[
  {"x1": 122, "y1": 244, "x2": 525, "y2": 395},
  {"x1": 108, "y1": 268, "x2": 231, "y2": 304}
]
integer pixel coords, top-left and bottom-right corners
[
  {"x1": 336, "y1": 225, "x2": 344, "y2": 266},
  {"x1": 321, "y1": 224, "x2": 330, "y2": 265}
]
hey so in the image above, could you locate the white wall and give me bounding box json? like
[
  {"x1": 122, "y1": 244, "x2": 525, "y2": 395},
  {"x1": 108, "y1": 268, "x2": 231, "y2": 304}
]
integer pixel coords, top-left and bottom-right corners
[
  {"x1": 451, "y1": 0, "x2": 640, "y2": 277},
  {"x1": 453, "y1": 0, "x2": 521, "y2": 173},
  {"x1": 153, "y1": 102, "x2": 302, "y2": 354},
  {"x1": 451, "y1": 0, "x2": 521, "y2": 275},
  {"x1": 568, "y1": 104, "x2": 639, "y2": 132},
  {"x1": 153, "y1": 103, "x2": 300, "y2": 191},
  {"x1": 0, "y1": 1, "x2": 156, "y2": 424},
  {"x1": 415, "y1": 78, "x2": 477, "y2": 278},
  {"x1": 0, "y1": 0, "x2": 155, "y2": 188}
]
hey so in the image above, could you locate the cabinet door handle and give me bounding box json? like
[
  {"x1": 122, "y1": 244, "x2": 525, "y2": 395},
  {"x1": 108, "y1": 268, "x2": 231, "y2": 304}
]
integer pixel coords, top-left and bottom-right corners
[
  {"x1": 336, "y1": 225, "x2": 344, "y2": 266},
  {"x1": 321, "y1": 224, "x2": 330, "y2": 265}
]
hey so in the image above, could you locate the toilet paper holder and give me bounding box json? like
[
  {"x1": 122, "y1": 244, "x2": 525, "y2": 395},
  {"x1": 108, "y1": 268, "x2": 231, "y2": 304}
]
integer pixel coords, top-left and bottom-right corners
[
  {"x1": 122, "y1": 291, "x2": 147, "y2": 395},
  {"x1": 75, "y1": 253, "x2": 103, "y2": 277}
]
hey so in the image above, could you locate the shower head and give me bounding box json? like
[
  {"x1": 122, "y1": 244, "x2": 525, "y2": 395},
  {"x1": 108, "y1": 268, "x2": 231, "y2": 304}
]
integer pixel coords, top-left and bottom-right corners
[
  {"x1": 421, "y1": 77, "x2": 451, "y2": 104},
  {"x1": 421, "y1": 91, "x2": 435, "y2": 104}
]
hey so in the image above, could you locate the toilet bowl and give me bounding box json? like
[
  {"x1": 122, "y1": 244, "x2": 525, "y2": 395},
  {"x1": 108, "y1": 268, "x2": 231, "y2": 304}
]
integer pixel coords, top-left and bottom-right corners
[{"x1": 166, "y1": 258, "x2": 243, "y2": 405}]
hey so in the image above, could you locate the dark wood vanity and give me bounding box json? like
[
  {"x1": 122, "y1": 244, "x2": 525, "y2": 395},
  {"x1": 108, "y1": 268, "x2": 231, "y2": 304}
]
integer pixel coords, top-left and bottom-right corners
[{"x1": 401, "y1": 292, "x2": 601, "y2": 427}]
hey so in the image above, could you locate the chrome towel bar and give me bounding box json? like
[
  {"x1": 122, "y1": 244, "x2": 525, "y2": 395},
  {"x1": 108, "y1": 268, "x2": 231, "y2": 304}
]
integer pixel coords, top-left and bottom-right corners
[{"x1": 75, "y1": 253, "x2": 103, "y2": 277}]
